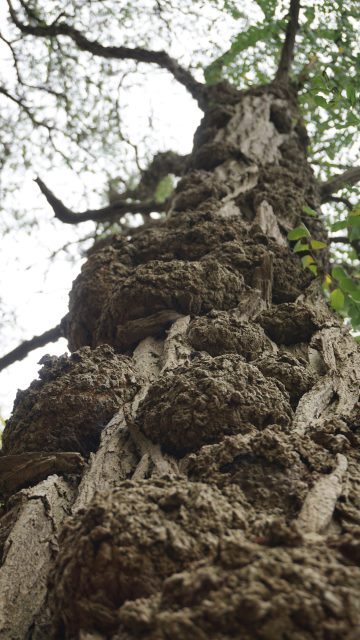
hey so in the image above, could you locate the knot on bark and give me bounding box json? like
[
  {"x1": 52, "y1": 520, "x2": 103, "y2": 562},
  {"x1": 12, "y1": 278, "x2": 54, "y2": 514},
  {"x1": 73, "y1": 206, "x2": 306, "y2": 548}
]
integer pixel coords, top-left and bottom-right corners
[
  {"x1": 2, "y1": 345, "x2": 141, "y2": 457},
  {"x1": 48, "y1": 478, "x2": 246, "y2": 637},
  {"x1": 136, "y1": 354, "x2": 293, "y2": 456}
]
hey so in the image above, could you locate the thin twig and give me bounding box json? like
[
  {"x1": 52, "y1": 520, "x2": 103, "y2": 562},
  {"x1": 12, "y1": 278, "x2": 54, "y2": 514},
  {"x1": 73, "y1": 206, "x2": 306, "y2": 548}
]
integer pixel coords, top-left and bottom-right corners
[{"x1": 0, "y1": 85, "x2": 53, "y2": 131}]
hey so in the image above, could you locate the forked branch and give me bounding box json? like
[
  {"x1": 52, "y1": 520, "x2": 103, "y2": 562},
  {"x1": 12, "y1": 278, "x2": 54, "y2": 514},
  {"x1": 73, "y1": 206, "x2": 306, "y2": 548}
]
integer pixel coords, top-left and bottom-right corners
[
  {"x1": 320, "y1": 167, "x2": 360, "y2": 202},
  {"x1": 35, "y1": 178, "x2": 167, "y2": 224},
  {"x1": 274, "y1": 0, "x2": 301, "y2": 85}
]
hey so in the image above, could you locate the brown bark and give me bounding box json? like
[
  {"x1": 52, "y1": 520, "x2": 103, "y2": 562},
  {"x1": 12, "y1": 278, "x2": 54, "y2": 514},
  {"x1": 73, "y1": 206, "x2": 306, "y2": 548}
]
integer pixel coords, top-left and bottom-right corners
[{"x1": 2, "y1": 81, "x2": 360, "y2": 640}]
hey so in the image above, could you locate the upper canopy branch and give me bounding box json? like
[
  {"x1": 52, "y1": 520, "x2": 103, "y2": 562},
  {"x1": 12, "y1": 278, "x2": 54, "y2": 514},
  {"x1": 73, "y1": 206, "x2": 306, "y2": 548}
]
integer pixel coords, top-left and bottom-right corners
[
  {"x1": 273, "y1": 0, "x2": 301, "y2": 85},
  {"x1": 35, "y1": 178, "x2": 167, "y2": 225},
  {"x1": 320, "y1": 167, "x2": 360, "y2": 202},
  {"x1": 7, "y1": 0, "x2": 206, "y2": 105}
]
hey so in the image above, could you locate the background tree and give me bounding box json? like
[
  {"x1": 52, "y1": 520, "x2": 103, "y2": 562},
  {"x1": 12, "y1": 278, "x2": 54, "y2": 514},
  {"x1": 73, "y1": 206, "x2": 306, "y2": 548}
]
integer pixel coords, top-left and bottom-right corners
[{"x1": 1, "y1": 0, "x2": 360, "y2": 638}]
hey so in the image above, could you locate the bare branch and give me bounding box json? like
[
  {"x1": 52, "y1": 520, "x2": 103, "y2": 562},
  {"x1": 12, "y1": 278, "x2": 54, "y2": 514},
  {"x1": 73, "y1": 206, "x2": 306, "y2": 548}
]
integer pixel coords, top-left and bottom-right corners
[
  {"x1": 0, "y1": 325, "x2": 62, "y2": 373},
  {"x1": 326, "y1": 196, "x2": 353, "y2": 211},
  {"x1": 7, "y1": 0, "x2": 205, "y2": 105},
  {"x1": 320, "y1": 167, "x2": 360, "y2": 202},
  {"x1": 35, "y1": 178, "x2": 167, "y2": 224},
  {"x1": 329, "y1": 236, "x2": 349, "y2": 244},
  {"x1": 273, "y1": 0, "x2": 301, "y2": 85},
  {"x1": 0, "y1": 85, "x2": 53, "y2": 131}
]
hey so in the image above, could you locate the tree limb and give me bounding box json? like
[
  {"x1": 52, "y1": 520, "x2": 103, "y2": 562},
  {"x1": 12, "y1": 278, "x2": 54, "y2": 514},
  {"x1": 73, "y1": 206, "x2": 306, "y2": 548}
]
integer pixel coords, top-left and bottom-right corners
[
  {"x1": 329, "y1": 236, "x2": 349, "y2": 244},
  {"x1": 273, "y1": 0, "x2": 301, "y2": 85},
  {"x1": 7, "y1": 0, "x2": 205, "y2": 105},
  {"x1": 35, "y1": 178, "x2": 167, "y2": 224},
  {"x1": 320, "y1": 167, "x2": 360, "y2": 202},
  {"x1": 326, "y1": 195, "x2": 353, "y2": 210},
  {"x1": 0, "y1": 325, "x2": 62, "y2": 373}
]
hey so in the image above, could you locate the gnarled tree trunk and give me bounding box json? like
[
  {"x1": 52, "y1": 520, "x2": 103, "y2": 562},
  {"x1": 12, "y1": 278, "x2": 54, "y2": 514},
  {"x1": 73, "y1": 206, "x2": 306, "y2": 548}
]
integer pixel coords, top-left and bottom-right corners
[{"x1": 1, "y1": 80, "x2": 360, "y2": 640}]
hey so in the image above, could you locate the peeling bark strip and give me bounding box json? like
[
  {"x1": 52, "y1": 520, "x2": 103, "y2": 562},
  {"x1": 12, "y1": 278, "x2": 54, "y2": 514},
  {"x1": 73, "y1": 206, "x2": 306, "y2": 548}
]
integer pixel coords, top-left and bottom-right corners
[
  {"x1": 2, "y1": 69, "x2": 360, "y2": 640},
  {"x1": 296, "y1": 453, "x2": 348, "y2": 536},
  {"x1": 0, "y1": 477, "x2": 75, "y2": 639}
]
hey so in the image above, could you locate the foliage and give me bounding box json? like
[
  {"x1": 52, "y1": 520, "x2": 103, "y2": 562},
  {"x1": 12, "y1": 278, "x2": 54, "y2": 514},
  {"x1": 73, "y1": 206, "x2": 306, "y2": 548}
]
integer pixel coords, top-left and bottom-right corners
[
  {"x1": 155, "y1": 175, "x2": 174, "y2": 204},
  {"x1": 288, "y1": 204, "x2": 360, "y2": 330},
  {"x1": 206, "y1": 1, "x2": 359, "y2": 165}
]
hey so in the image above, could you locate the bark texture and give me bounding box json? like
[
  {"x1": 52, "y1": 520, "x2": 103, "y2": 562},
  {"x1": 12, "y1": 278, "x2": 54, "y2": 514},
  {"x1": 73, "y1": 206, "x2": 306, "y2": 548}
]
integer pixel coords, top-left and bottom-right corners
[{"x1": 2, "y1": 82, "x2": 360, "y2": 639}]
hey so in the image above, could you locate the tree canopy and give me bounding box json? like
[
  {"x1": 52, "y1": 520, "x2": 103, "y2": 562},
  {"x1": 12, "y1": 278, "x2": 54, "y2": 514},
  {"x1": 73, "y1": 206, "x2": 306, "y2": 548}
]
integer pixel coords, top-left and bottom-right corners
[{"x1": 0, "y1": 0, "x2": 359, "y2": 379}]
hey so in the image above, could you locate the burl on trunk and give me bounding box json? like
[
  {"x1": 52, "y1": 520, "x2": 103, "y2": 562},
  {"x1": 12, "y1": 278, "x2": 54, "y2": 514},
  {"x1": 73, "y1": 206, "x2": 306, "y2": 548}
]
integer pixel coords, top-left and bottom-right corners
[{"x1": 1, "y1": 81, "x2": 360, "y2": 639}]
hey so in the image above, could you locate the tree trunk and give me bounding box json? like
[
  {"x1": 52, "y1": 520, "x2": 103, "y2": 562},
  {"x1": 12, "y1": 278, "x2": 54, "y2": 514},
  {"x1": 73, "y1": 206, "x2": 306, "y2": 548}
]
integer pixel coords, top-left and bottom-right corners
[{"x1": 2, "y1": 81, "x2": 360, "y2": 640}]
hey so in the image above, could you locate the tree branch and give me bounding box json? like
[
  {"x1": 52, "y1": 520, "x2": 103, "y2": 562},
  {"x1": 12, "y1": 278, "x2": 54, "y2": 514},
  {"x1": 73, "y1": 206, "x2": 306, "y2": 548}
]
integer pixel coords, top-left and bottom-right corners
[
  {"x1": 325, "y1": 195, "x2": 353, "y2": 210},
  {"x1": 0, "y1": 325, "x2": 62, "y2": 373},
  {"x1": 7, "y1": 0, "x2": 205, "y2": 105},
  {"x1": 0, "y1": 85, "x2": 53, "y2": 131},
  {"x1": 273, "y1": 0, "x2": 301, "y2": 85},
  {"x1": 35, "y1": 178, "x2": 167, "y2": 224},
  {"x1": 329, "y1": 236, "x2": 349, "y2": 244},
  {"x1": 320, "y1": 167, "x2": 360, "y2": 202}
]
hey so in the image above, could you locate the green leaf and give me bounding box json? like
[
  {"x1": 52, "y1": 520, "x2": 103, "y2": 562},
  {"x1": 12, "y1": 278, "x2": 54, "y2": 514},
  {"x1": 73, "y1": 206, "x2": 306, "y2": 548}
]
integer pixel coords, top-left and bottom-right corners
[
  {"x1": 302, "y1": 205, "x2": 318, "y2": 217},
  {"x1": 330, "y1": 220, "x2": 348, "y2": 232},
  {"x1": 293, "y1": 241, "x2": 310, "y2": 253},
  {"x1": 330, "y1": 288, "x2": 345, "y2": 311},
  {"x1": 346, "y1": 299, "x2": 360, "y2": 331},
  {"x1": 314, "y1": 94, "x2": 328, "y2": 108},
  {"x1": 204, "y1": 20, "x2": 282, "y2": 84},
  {"x1": 155, "y1": 175, "x2": 174, "y2": 204},
  {"x1": 301, "y1": 255, "x2": 316, "y2": 268},
  {"x1": 349, "y1": 204, "x2": 360, "y2": 222},
  {"x1": 308, "y1": 264, "x2": 318, "y2": 275},
  {"x1": 310, "y1": 239, "x2": 327, "y2": 250},
  {"x1": 288, "y1": 224, "x2": 311, "y2": 240},
  {"x1": 349, "y1": 291, "x2": 360, "y2": 303},
  {"x1": 346, "y1": 84, "x2": 356, "y2": 107},
  {"x1": 331, "y1": 266, "x2": 348, "y2": 282},
  {"x1": 254, "y1": 0, "x2": 277, "y2": 19}
]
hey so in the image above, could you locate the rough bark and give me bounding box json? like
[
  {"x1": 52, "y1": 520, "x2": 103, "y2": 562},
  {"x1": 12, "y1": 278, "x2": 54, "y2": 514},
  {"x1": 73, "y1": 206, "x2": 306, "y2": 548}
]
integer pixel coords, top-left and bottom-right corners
[{"x1": 2, "y1": 81, "x2": 360, "y2": 640}]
